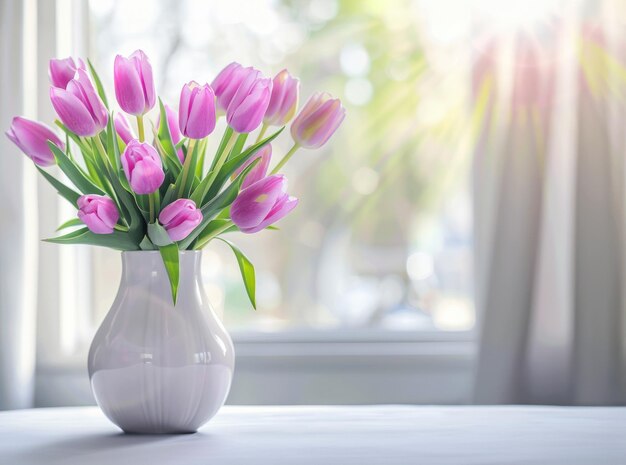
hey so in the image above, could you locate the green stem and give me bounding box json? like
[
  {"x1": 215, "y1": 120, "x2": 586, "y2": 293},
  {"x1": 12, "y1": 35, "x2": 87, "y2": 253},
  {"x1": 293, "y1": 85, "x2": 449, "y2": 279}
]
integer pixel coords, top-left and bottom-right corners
[
  {"x1": 177, "y1": 138, "x2": 197, "y2": 198},
  {"x1": 202, "y1": 130, "x2": 238, "y2": 198},
  {"x1": 194, "y1": 220, "x2": 234, "y2": 250},
  {"x1": 148, "y1": 193, "x2": 155, "y2": 223},
  {"x1": 136, "y1": 115, "x2": 145, "y2": 142},
  {"x1": 270, "y1": 143, "x2": 299, "y2": 174},
  {"x1": 255, "y1": 123, "x2": 268, "y2": 144}
]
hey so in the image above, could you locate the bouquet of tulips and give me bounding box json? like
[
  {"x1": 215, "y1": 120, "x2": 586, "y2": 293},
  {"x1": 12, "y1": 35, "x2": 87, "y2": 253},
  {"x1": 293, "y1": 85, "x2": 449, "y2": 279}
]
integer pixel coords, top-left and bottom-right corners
[{"x1": 6, "y1": 51, "x2": 345, "y2": 305}]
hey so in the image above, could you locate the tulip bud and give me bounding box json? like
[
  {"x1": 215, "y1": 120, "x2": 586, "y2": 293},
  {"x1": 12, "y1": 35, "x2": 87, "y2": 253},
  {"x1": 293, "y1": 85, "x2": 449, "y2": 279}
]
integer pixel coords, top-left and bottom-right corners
[
  {"x1": 49, "y1": 57, "x2": 86, "y2": 89},
  {"x1": 114, "y1": 113, "x2": 136, "y2": 145},
  {"x1": 114, "y1": 50, "x2": 156, "y2": 116},
  {"x1": 226, "y1": 69, "x2": 273, "y2": 133},
  {"x1": 212, "y1": 62, "x2": 250, "y2": 114},
  {"x1": 77, "y1": 194, "x2": 119, "y2": 234},
  {"x1": 233, "y1": 144, "x2": 272, "y2": 189},
  {"x1": 178, "y1": 81, "x2": 217, "y2": 139},
  {"x1": 290, "y1": 92, "x2": 345, "y2": 149},
  {"x1": 159, "y1": 199, "x2": 203, "y2": 242},
  {"x1": 264, "y1": 70, "x2": 300, "y2": 126},
  {"x1": 157, "y1": 104, "x2": 184, "y2": 162},
  {"x1": 5, "y1": 117, "x2": 64, "y2": 166},
  {"x1": 121, "y1": 140, "x2": 165, "y2": 195},
  {"x1": 231, "y1": 175, "x2": 298, "y2": 234},
  {"x1": 50, "y1": 69, "x2": 108, "y2": 137}
]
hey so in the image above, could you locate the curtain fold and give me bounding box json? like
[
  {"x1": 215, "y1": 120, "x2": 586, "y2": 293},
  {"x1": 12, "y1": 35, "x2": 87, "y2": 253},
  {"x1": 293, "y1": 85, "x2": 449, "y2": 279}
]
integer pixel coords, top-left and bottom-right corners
[
  {"x1": 0, "y1": 0, "x2": 38, "y2": 410},
  {"x1": 474, "y1": 2, "x2": 626, "y2": 405}
]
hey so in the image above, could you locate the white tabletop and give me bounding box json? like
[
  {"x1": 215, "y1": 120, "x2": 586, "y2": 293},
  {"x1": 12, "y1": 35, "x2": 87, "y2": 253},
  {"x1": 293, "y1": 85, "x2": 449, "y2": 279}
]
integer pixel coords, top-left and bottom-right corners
[{"x1": 0, "y1": 405, "x2": 624, "y2": 464}]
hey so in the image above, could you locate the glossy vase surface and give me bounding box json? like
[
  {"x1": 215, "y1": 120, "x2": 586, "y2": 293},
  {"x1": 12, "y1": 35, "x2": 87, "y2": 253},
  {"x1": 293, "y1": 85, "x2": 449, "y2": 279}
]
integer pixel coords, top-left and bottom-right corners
[{"x1": 88, "y1": 251, "x2": 234, "y2": 434}]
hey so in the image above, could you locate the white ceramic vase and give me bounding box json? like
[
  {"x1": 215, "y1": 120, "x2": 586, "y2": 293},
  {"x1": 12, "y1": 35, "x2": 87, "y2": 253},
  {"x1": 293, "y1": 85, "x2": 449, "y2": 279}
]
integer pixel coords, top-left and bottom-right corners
[{"x1": 88, "y1": 250, "x2": 234, "y2": 434}]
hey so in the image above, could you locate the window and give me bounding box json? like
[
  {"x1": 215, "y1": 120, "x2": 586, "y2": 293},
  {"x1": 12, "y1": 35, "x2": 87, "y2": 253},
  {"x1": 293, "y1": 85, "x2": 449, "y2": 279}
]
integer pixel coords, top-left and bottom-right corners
[
  {"x1": 85, "y1": 0, "x2": 474, "y2": 335},
  {"x1": 30, "y1": 0, "x2": 476, "y2": 407}
]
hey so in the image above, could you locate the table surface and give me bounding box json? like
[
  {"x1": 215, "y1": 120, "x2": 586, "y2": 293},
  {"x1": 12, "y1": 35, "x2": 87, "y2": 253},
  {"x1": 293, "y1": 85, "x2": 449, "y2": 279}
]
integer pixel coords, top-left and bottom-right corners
[{"x1": 0, "y1": 405, "x2": 624, "y2": 465}]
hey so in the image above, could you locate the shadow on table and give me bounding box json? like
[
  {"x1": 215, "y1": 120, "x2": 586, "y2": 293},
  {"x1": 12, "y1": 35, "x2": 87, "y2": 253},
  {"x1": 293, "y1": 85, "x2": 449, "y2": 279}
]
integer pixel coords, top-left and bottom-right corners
[{"x1": 9, "y1": 430, "x2": 213, "y2": 464}]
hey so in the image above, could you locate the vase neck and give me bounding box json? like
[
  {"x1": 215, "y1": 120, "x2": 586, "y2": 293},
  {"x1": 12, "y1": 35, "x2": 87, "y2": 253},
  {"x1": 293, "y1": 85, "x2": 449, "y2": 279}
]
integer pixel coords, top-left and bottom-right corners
[{"x1": 120, "y1": 251, "x2": 202, "y2": 289}]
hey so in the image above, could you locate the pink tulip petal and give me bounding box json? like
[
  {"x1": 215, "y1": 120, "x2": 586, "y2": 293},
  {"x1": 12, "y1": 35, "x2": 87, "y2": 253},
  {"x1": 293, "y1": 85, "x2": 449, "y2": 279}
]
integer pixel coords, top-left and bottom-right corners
[
  {"x1": 186, "y1": 87, "x2": 216, "y2": 138},
  {"x1": 50, "y1": 87, "x2": 97, "y2": 137},
  {"x1": 77, "y1": 194, "x2": 118, "y2": 234},
  {"x1": 8, "y1": 117, "x2": 64, "y2": 166},
  {"x1": 130, "y1": 159, "x2": 165, "y2": 194},
  {"x1": 159, "y1": 199, "x2": 202, "y2": 241},
  {"x1": 114, "y1": 55, "x2": 145, "y2": 115},
  {"x1": 241, "y1": 195, "x2": 298, "y2": 233},
  {"x1": 131, "y1": 50, "x2": 156, "y2": 111},
  {"x1": 239, "y1": 144, "x2": 272, "y2": 189},
  {"x1": 114, "y1": 113, "x2": 136, "y2": 144},
  {"x1": 230, "y1": 175, "x2": 286, "y2": 229}
]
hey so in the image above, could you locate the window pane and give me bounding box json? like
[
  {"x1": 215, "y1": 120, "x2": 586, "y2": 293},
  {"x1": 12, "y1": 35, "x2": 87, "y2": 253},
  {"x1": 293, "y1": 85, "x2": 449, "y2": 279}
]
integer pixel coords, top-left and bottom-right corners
[{"x1": 88, "y1": 0, "x2": 474, "y2": 332}]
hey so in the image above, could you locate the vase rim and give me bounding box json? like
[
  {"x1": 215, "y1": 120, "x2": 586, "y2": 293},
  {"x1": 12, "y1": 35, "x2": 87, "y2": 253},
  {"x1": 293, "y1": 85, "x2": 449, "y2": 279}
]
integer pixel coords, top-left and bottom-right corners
[{"x1": 121, "y1": 250, "x2": 202, "y2": 255}]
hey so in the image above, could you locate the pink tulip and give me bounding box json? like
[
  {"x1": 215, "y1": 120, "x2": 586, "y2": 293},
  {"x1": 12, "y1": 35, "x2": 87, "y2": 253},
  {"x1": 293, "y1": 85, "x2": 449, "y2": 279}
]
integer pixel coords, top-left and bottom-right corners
[
  {"x1": 264, "y1": 69, "x2": 300, "y2": 126},
  {"x1": 178, "y1": 81, "x2": 216, "y2": 139},
  {"x1": 290, "y1": 92, "x2": 345, "y2": 149},
  {"x1": 114, "y1": 50, "x2": 156, "y2": 116},
  {"x1": 114, "y1": 113, "x2": 136, "y2": 144},
  {"x1": 159, "y1": 199, "x2": 202, "y2": 242},
  {"x1": 50, "y1": 68, "x2": 108, "y2": 137},
  {"x1": 233, "y1": 144, "x2": 272, "y2": 189},
  {"x1": 5, "y1": 117, "x2": 64, "y2": 166},
  {"x1": 226, "y1": 69, "x2": 273, "y2": 133},
  {"x1": 77, "y1": 194, "x2": 119, "y2": 234},
  {"x1": 121, "y1": 140, "x2": 164, "y2": 195},
  {"x1": 231, "y1": 175, "x2": 298, "y2": 234},
  {"x1": 212, "y1": 62, "x2": 250, "y2": 113},
  {"x1": 157, "y1": 104, "x2": 184, "y2": 162},
  {"x1": 49, "y1": 57, "x2": 85, "y2": 89}
]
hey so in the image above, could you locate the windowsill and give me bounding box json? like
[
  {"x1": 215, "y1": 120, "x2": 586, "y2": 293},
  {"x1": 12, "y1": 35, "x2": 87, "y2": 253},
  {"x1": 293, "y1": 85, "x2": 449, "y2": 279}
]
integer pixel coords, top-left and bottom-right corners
[
  {"x1": 35, "y1": 330, "x2": 476, "y2": 407},
  {"x1": 37, "y1": 329, "x2": 476, "y2": 369}
]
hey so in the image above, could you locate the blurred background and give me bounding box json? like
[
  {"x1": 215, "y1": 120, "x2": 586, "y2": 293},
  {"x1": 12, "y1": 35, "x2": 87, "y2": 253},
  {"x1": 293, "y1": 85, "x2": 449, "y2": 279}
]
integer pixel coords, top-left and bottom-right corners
[
  {"x1": 86, "y1": 0, "x2": 475, "y2": 334},
  {"x1": 1, "y1": 0, "x2": 625, "y2": 409}
]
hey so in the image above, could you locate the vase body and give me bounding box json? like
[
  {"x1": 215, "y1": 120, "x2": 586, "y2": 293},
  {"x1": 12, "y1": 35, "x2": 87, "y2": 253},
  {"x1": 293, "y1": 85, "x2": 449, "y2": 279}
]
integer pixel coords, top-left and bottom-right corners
[{"x1": 88, "y1": 251, "x2": 234, "y2": 434}]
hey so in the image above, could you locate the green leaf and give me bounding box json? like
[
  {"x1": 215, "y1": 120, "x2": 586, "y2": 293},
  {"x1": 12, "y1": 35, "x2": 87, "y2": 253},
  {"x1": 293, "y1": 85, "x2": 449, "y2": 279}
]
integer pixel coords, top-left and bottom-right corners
[
  {"x1": 49, "y1": 142, "x2": 105, "y2": 195},
  {"x1": 173, "y1": 138, "x2": 200, "y2": 199},
  {"x1": 36, "y1": 166, "x2": 80, "y2": 206},
  {"x1": 195, "y1": 137, "x2": 208, "y2": 179},
  {"x1": 44, "y1": 227, "x2": 139, "y2": 250},
  {"x1": 147, "y1": 222, "x2": 173, "y2": 247},
  {"x1": 178, "y1": 158, "x2": 260, "y2": 249},
  {"x1": 189, "y1": 170, "x2": 214, "y2": 205},
  {"x1": 54, "y1": 125, "x2": 107, "y2": 189},
  {"x1": 193, "y1": 219, "x2": 237, "y2": 249},
  {"x1": 55, "y1": 120, "x2": 92, "y2": 154},
  {"x1": 87, "y1": 59, "x2": 109, "y2": 109},
  {"x1": 159, "y1": 243, "x2": 180, "y2": 305},
  {"x1": 139, "y1": 235, "x2": 157, "y2": 250},
  {"x1": 90, "y1": 135, "x2": 145, "y2": 239},
  {"x1": 156, "y1": 98, "x2": 183, "y2": 175},
  {"x1": 105, "y1": 113, "x2": 120, "y2": 170},
  {"x1": 228, "y1": 132, "x2": 249, "y2": 161},
  {"x1": 56, "y1": 218, "x2": 83, "y2": 231},
  {"x1": 208, "y1": 126, "x2": 234, "y2": 172},
  {"x1": 218, "y1": 238, "x2": 256, "y2": 309},
  {"x1": 161, "y1": 183, "x2": 177, "y2": 208},
  {"x1": 200, "y1": 127, "x2": 283, "y2": 203}
]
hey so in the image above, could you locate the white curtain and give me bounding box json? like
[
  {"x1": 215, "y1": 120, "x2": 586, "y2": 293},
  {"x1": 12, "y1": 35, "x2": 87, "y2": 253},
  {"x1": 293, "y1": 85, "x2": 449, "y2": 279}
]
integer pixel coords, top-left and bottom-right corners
[
  {"x1": 0, "y1": 0, "x2": 38, "y2": 409},
  {"x1": 474, "y1": 1, "x2": 626, "y2": 405}
]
